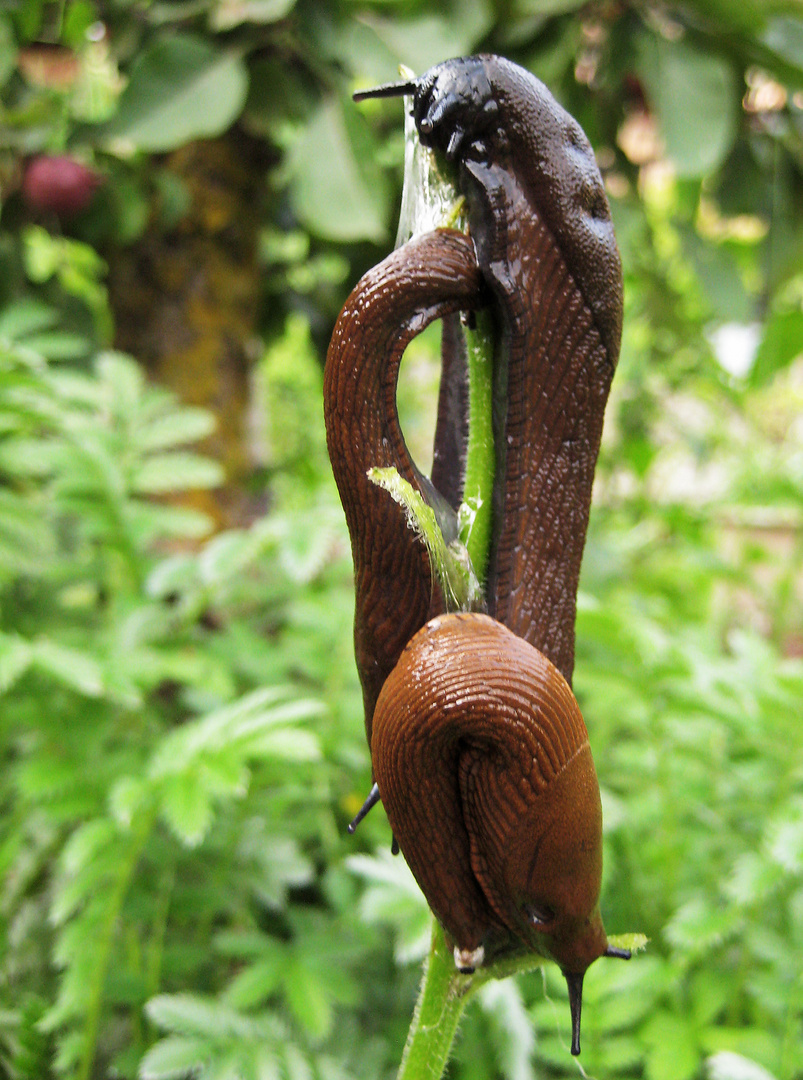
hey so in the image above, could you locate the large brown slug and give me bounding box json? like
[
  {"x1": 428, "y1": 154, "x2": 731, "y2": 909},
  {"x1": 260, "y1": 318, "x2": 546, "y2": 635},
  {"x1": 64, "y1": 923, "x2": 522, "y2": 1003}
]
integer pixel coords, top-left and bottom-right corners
[{"x1": 326, "y1": 55, "x2": 627, "y2": 1054}]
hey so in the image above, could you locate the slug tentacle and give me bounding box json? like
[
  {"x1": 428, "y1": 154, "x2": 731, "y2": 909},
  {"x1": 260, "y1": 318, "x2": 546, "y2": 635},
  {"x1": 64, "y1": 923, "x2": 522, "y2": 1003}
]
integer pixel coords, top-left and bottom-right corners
[{"x1": 347, "y1": 782, "x2": 381, "y2": 834}]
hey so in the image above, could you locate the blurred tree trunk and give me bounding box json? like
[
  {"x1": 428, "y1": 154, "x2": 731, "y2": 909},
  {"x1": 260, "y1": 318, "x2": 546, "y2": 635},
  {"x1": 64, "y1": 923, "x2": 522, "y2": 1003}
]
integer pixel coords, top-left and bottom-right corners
[{"x1": 108, "y1": 131, "x2": 272, "y2": 529}]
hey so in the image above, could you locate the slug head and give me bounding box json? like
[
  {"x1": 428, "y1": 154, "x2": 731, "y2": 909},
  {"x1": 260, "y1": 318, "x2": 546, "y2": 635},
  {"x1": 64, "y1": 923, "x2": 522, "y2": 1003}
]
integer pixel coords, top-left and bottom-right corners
[
  {"x1": 509, "y1": 746, "x2": 605, "y2": 966},
  {"x1": 481, "y1": 737, "x2": 631, "y2": 1055},
  {"x1": 504, "y1": 746, "x2": 607, "y2": 1057},
  {"x1": 462, "y1": 669, "x2": 612, "y2": 1055}
]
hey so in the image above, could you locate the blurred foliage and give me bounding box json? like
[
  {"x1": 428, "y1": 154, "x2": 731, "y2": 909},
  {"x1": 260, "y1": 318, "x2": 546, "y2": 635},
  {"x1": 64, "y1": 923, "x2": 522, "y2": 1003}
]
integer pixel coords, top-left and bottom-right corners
[{"x1": 0, "y1": 1, "x2": 802, "y2": 1080}]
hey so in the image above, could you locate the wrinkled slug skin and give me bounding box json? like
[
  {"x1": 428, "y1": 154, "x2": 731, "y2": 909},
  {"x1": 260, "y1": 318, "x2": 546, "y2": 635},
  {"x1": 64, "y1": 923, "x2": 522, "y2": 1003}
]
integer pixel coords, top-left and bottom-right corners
[
  {"x1": 324, "y1": 230, "x2": 483, "y2": 744},
  {"x1": 372, "y1": 613, "x2": 607, "y2": 971}
]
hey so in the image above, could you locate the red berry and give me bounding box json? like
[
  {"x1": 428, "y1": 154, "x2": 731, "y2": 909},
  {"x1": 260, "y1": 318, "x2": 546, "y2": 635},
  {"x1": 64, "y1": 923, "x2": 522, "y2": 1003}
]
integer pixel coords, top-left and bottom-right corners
[{"x1": 22, "y1": 156, "x2": 102, "y2": 217}]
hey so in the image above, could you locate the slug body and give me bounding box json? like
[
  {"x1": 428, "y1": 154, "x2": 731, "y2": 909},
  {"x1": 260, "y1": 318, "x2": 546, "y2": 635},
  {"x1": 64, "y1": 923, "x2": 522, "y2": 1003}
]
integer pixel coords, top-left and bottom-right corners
[
  {"x1": 325, "y1": 55, "x2": 625, "y2": 1052},
  {"x1": 411, "y1": 55, "x2": 622, "y2": 681},
  {"x1": 372, "y1": 612, "x2": 606, "y2": 976},
  {"x1": 325, "y1": 230, "x2": 484, "y2": 738}
]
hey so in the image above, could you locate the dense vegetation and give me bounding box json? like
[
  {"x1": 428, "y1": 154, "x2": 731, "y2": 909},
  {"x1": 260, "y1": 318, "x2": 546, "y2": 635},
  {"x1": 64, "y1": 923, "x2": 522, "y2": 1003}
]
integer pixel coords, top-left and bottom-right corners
[{"x1": 0, "y1": 1, "x2": 801, "y2": 1079}]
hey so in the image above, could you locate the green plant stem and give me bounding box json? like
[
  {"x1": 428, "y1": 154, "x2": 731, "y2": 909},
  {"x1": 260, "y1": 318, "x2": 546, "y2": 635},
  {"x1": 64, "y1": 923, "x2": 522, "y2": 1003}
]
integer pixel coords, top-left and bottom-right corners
[
  {"x1": 396, "y1": 922, "x2": 472, "y2": 1080},
  {"x1": 79, "y1": 811, "x2": 155, "y2": 1080},
  {"x1": 460, "y1": 309, "x2": 496, "y2": 584},
  {"x1": 395, "y1": 301, "x2": 498, "y2": 1080},
  {"x1": 395, "y1": 194, "x2": 499, "y2": 1080},
  {"x1": 397, "y1": 919, "x2": 646, "y2": 1080}
]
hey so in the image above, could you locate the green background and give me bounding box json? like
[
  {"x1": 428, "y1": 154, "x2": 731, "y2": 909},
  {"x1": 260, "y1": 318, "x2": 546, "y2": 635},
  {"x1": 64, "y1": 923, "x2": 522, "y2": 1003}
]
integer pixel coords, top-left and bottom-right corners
[{"x1": 0, "y1": 1, "x2": 801, "y2": 1078}]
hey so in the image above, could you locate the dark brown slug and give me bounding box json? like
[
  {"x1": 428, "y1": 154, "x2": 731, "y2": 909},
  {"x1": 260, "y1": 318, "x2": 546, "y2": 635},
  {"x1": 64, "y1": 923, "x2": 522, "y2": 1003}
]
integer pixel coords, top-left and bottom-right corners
[
  {"x1": 326, "y1": 55, "x2": 627, "y2": 1054},
  {"x1": 408, "y1": 55, "x2": 623, "y2": 683}
]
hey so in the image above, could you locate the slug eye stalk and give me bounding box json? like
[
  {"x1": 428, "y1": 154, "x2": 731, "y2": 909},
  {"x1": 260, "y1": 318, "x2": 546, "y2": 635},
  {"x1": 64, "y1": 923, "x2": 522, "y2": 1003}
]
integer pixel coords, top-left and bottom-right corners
[
  {"x1": 564, "y1": 972, "x2": 584, "y2": 1056},
  {"x1": 352, "y1": 80, "x2": 418, "y2": 102},
  {"x1": 605, "y1": 945, "x2": 632, "y2": 960}
]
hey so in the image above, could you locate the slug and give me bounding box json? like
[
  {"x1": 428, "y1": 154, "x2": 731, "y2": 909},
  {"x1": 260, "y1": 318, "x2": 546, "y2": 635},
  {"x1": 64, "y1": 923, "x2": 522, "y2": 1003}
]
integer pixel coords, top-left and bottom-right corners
[
  {"x1": 371, "y1": 613, "x2": 617, "y2": 984},
  {"x1": 325, "y1": 228, "x2": 484, "y2": 740},
  {"x1": 326, "y1": 55, "x2": 627, "y2": 1054}
]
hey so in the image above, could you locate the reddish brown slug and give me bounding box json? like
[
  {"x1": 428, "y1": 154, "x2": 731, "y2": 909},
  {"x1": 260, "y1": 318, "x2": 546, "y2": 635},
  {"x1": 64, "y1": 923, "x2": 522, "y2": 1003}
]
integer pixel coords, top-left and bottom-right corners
[
  {"x1": 372, "y1": 613, "x2": 607, "y2": 972},
  {"x1": 326, "y1": 55, "x2": 628, "y2": 1054},
  {"x1": 325, "y1": 228, "x2": 484, "y2": 741}
]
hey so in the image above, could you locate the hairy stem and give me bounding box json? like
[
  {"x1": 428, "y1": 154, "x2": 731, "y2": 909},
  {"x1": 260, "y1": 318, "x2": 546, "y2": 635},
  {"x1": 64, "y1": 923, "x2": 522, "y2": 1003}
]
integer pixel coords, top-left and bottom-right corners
[{"x1": 397, "y1": 923, "x2": 472, "y2": 1080}]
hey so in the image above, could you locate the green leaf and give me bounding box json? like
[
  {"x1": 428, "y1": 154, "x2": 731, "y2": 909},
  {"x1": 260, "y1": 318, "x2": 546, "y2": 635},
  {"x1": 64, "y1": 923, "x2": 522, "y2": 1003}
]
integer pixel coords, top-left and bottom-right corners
[
  {"x1": 723, "y1": 851, "x2": 784, "y2": 905},
  {"x1": 210, "y1": 0, "x2": 296, "y2": 31},
  {"x1": 596, "y1": 1034, "x2": 645, "y2": 1073},
  {"x1": 477, "y1": 981, "x2": 534, "y2": 1080},
  {"x1": 22, "y1": 332, "x2": 88, "y2": 361},
  {"x1": 134, "y1": 502, "x2": 214, "y2": 542},
  {"x1": 578, "y1": 956, "x2": 669, "y2": 1034},
  {"x1": 145, "y1": 994, "x2": 231, "y2": 1038},
  {"x1": 0, "y1": 632, "x2": 33, "y2": 691},
  {"x1": 750, "y1": 308, "x2": 803, "y2": 386},
  {"x1": 680, "y1": 227, "x2": 751, "y2": 323},
  {"x1": 109, "y1": 776, "x2": 151, "y2": 828},
  {"x1": 637, "y1": 35, "x2": 739, "y2": 177},
  {"x1": 347, "y1": 849, "x2": 431, "y2": 964},
  {"x1": 31, "y1": 639, "x2": 104, "y2": 697},
  {"x1": 150, "y1": 688, "x2": 282, "y2": 774},
  {"x1": 0, "y1": 297, "x2": 58, "y2": 341},
  {"x1": 0, "y1": 15, "x2": 16, "y2": 89},
  {"x1": 664, "y1": 898, "x2": 742, "y2": 954},
  {"x1": 761, "y1": 17, "x2": 803, "y2": 75},
  {"x1": 136, "y1": 407, "x2": 216, "y2": 453},
  {"x1": 516, "y1": 0, "x2": 587, "y2": 12},
  {"x1": 357, "y1": 7, "x2": 493, "y2": 74},
  {"x1": 243, "y1": 835, "x2": 315, "y2": 909},
  {"x1": 133, "y1": 452, "x2": 224, "y2": 494},
  {"x1": 107, "y1": 35, "x2": 249, "y2": 152},
  {"x1": 140, "y1": 1036, "x2": 212, "y2": 1079},
  {"x1": 245, "y1": 728, "x2": 321, "y2": 761},
  {"x1": 160, "y1": 775, "x2": 214, "y2": 847},
  {"x1": 242, "y1": 57, "x2": 313, "y2": 139},
  {"x1": 284, "y1": 958, "x2": 332, "y2": 1039},
  {"x1": 690, "y1": 968, "x2": 731, "y2": 1027},
  {"x1": 96, "y1": 349, "x2": 144, "y2": 404},
  {"x1": 224, "y1": 955, "x2": 285, "y2": 1009},
  {"x1": 286, "y1": 95, "x2": 389, "y2": 243},
  {"x1": 642, "y1": 1013, "x2": 701, "y2": 1080},
  {"x1": 198, "y1": 528, "x2": 273, "y2": 585},
  {"x1": 51, "y1": 846, "x2": 120, "y2": 924},
  {"x1": 145, "y1": 553, "x2": 199, "y2": 598},
  {"x1": 0, "y1": 437, "x2": 59, "y2": 478},
  {"x1": 60, "y1": 819, "x2": 116, "y2": 877},
  {"x1": 766, "y1": 799, "x2": 803, "y2": 873}
]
